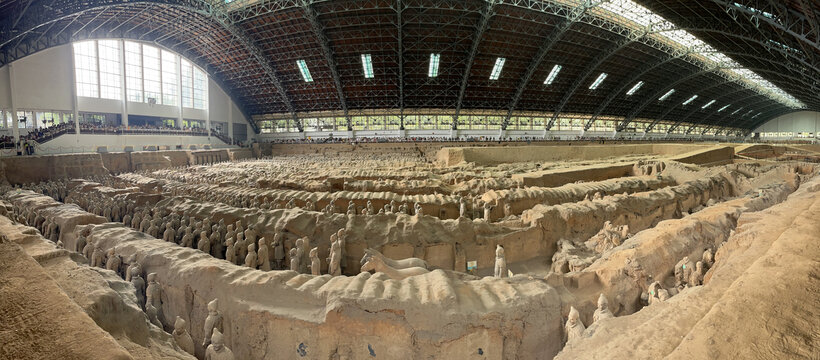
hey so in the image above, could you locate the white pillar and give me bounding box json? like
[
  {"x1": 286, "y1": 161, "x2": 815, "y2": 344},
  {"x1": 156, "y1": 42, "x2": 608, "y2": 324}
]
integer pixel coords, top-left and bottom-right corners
[
  {"x1": 8, "y1": 63, "x2": 20, "y2": 142},
  {"x1": 177, "y1": 54, "x2": 183, "y2": 129},
  {"x1": 119, "y1": 39, "x2": 129, "y2": 127},
  {"x1": 228, "y1": 102, "x2": 234, "y2": 144},
  {"x1": 69, "y1": 43, "x2": 80, "y2": 135}
]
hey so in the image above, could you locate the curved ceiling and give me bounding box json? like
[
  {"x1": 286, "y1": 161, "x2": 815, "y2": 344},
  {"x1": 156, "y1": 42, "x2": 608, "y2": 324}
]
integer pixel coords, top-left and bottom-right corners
[{"x1": 1, "y1": 0, "x2": 817, "y2": 134}]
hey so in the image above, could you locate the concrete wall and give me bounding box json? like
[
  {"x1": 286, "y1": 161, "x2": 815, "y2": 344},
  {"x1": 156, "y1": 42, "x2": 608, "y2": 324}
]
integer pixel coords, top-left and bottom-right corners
[
  {"x1": 754, "y1": 111, "x2": 820, "y2": 139},
  {"x1": 4, "y1": 133, "x2": 231, "y2": 156},
  {"x1": 0, "y1": 42, "x2": 253, "y2": 133}
]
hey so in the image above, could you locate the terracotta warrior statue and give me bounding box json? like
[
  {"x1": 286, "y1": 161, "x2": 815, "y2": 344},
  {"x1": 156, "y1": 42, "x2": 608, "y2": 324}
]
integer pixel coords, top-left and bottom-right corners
[
  {"x1": 172, "y1": 316, "x2": 195, "y2": 356},
  {"x1": 202, "y1": 299, "x2": 224, "y2": 348},
  {"x1": 494, "y1": 245, "x2": 507, "y2": 278},
  {"x1": 205, "y1": 328, "x2": 234, "y2": 360}
]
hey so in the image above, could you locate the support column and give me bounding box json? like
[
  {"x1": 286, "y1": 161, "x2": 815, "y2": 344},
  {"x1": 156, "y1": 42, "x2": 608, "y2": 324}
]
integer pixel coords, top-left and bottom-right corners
[
  {"x1": 177, "y1": 55, "x2": 183, "y2": 129},
  {"x1": 119, "y1": 39, "x2": 129, "y2": 127},
  {"x1": 228, "y1": 102, "x2": 234, "y2": 144},
  {"x1": 8, "y1": 63, "x2": 20, "y2": 142},
  {"x1": 69, "y1": 43, "x2": 80, "y2": 135}
]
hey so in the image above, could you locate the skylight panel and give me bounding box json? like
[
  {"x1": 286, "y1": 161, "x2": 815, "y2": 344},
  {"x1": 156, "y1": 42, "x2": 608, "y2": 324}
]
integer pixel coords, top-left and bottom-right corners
[
  {"x1": 297, "y1": 60, "x2": 313, "y2": 82},
  {"x1": 589, "y1": 73, "x2": 608, "y2": 90},
  {"x1": 361, "y1": 54, "x2": 374, "y2": 79},
  {"x1": 659, "y1": 89, "x2": 675, "y2": 101},
  {"x1": 428, "y1": 53, "x2": 440, "y2": 78},
  {"x1": 731, "y1": 2, "x2": 776, "y2": 19},
  {"x1": 544, "y1": 65, "x2": 562, "y2": 85},
  {"x1": 490, "y1": 57, "x2": 505, "y2": 80},
  {"x1": 598, "y1": 0, "x2": 804, "y2": 109},
  {"x1": 731, "y1": 107, "x2": 742, "y2": 115},
  {"x1": 751, "y1": 112, "x2": 763, "y2": 119},
  {"x1": 682, "y1": 95, "x2": 698, "y2": 105},
  {"x1": 626, "y1": 81, "x2": 644, "y2": 96},
  {"x1": 701, "y1": 100, "x2": 716, "y2": 109},
  {"x1": 717, "y1": 104, "x2": 730, "y2": 112}
]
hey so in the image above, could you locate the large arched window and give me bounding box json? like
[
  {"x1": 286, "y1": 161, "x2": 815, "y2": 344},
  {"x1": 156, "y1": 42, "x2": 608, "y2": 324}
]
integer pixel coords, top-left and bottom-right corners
[{"x1": 73, "y1": 39, "x2": 208, "y2": 110}]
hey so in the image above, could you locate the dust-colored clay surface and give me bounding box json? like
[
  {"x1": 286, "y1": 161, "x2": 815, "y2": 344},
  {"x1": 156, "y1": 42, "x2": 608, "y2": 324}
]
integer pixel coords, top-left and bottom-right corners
[{"x1": 2, "y1": 142, "x2": 819, "y2": 359}]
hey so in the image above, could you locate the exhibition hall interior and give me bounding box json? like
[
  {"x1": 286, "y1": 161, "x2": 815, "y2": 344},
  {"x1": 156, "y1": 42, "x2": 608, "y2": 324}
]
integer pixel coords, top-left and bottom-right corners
[{"x1": 0, "y1": 0, "x2": 818, "y2": 359}]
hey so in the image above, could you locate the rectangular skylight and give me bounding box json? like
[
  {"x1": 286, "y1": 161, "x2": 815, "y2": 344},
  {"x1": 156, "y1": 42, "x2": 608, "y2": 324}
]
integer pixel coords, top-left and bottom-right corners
[
  {"x1": 659, "y1": 89, "x2": 675, "y2": 101},
  {"x1": 544, "y1": 64, "x2": 562, "y2": 85},
  {"x1": 731, "y1": 107, "x2": 742, "y2": 115},
  {"x1": 428, "y1": 53, "x2": 440, "y2": 78},
  {"x1": 626, "y1": 81, "x2": 644, "y2": 96},
  {"x1": 701, "y1": 99, "x2": 716, "y2": 109},
  {"x1": 717, "y1": 104, "x2": 730, "y2": 112},
  {"x1": 752, "y1": 112, "x2": 762, "y2": 119},
  {"x1": 589, "y1": 73, "x2": 608, "y2": 90},
  {"x1": 490, "y1": 57, "x2": 505, "y2": 80},
  {"x1": 598, "y1": 0, "x2": 804, "y2": 109},
  {"x1": 297, "y1": 59, "x2": 313, "y2": 82},
  {"x1": 361, "y1": 54, "x2": 374, "y2": 79},
  {"x1": 682, "y1": 95, "x2": 698, "y2": 105}
]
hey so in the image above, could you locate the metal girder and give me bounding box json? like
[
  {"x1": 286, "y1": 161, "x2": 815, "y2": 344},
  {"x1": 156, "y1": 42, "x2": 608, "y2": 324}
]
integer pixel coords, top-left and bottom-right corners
[
  {"x1": 0, "y1": 0, "x2": 306, "y2": 134},
  {"x1": 503, "y1": 2, "x2": 589, "y2": 129},
  {"x1": 302, "y1": 0, "x2": 349, "y2": 130},
  {"x1": 669, "y1": 80, "x2": 774, "y2": 134},
  {"x1": 647, "y1": 75, "x2": 743, "y2": 133},
  {"x1": 688, "y1": 93, "x2": 775, "y2": 134},
  {"x1": 395, "y1": 0, "x2": 404, "y2": 125},
  {"x1": 709, "y1": 0, "x2": 820, "y2": 54},
  {"x1": 453, "y1": 0, "x2": 495, "y2": 130},
  {"x1": 619, "y1": 64, "x2": 723, "y2": 131},
  {"x1": 546, "y1": 33, "x2": 641, "y2": 130},
  {"x1": 586, "y1": 48, "x2": 688, "y2": 130}
]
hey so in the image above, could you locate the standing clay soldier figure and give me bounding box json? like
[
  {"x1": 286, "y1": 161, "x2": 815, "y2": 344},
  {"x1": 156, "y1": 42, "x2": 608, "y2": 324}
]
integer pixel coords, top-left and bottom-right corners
[
  {"x1": 83, "y1": 238, "x2": 95, "y2": 260},
  {"x1": 212, "y1": 232, "x2": 225, "y2": 260},
  {"x1": 125, "y1": 255, "x2": 141, "y2": 282},
  {"x1": 145, "y1": 273, "x2": 162, "y2": 321},
  {"x1": 225, "y1": 239, "x2": 236, "y2": 264},
  {"x1": 163, "y1": 224, "x2": 176, "y2": 242},
  {"x1": 366, "y1": 201, "x2": 374, "y2": 215},
  {"x1": 459, "y1": 197, "x2": 468, "y2": 218},
  {"x1": 257, "y1": 238, "x2": 271, "y2": 271},
  {"x1": 92, "y1": 244, "x2": 105, "y2": 268},
  {"x1": 347, "y1": 202, "x2": 356, "y2": 215},
  {"x1": 146, "y1": 302, "x2": 162, "y2": 328},
  {"x1": 309, "y1": 247, "x2": 321, "y2": 275},
  {"x1": 290, "y1": 248, "x2": 300, "y2": 272},
  {"x1": 106, "y1": 248, "x2": 122, "y2": 273},
  {"x1": 673, "y1": 256, "x2": 694, "y2": 289},
  {"x1": 328, "y1": 236, "x2": 341, "y2": 277},
  {"x1": 688, "y1": 261, "x2": 704, "y2": 287},
  {"x1": 202, "y1": 299, "x2": 224, "y2": 348},
  {"x1": 494, "y1": 245, "x2": 507, "y2": 278},
  {"x1": 483, "y1": 200, "x2": 494, "y2": 222},
  {"x1": 198, "y1": 231, "x2": 211, "y2": 254},
  {"x1": 132, "y1": 273, "x2": 146, "y2": 309},
  {"x1": 273, "y1": 236, "x2": 285, "y2": 270},
  {"x1": 593, "y1": 293, "x2": 614, "y2": 323},
  {"x1": 245, "y1": 244, "x2": 257, "y2": 269},
  {"x1": 172, "y1": 316, "x2": 195, "y2": 356},
  {"x1": 181, "y1": 229, "x2": 194, "y2": 248},
  {"x1": 702, "y1": 248, "x2": 714, "y2": 269},
  {"x1": 336, "y1": 228, "x2": 347, "y2": 272},
  {"x1": 414, "y1": 202, "x2": 423, "y2": 217},
  {"x1": 563, "y1": 306, "x2": 585, "y2": 346},
  {"x1": 205, "y1": 329, "x2": 234, "y2": 360}
]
